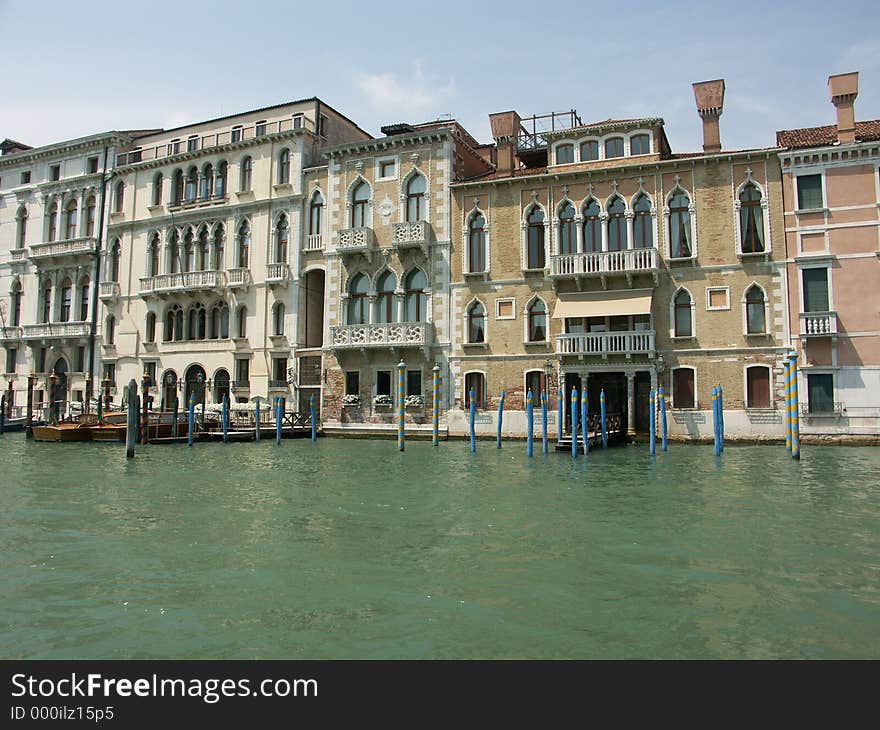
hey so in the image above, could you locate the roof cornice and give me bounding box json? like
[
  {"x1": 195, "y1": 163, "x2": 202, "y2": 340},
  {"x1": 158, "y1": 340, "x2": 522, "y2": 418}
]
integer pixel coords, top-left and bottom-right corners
[{"x1": 0, "y1": 132, "x2": 130, "y2": 168}]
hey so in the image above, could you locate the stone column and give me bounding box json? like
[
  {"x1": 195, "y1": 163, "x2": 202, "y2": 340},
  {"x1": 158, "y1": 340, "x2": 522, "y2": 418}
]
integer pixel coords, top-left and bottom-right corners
[
  {"x1": 395, "y1": 290, "x2": 405, "y2": 324},
  {"x1": 367, "y1": 294, "x2": 377, "y2": 325},
  {"x1": 575, "y1": 215, "x2": 584, "y2": 254},
  {"x1": 78, "y1": 190, "x2": 88, "y2": 238},
  {"x1": 599, "y1": 213, "x2": 609, "y2": 252},
  {"x1": 627, "y1": 372, "x2": 636, "y2": 435},
  {"x1": 625, "y1": 210, "x2": 635, "y2": 250}
]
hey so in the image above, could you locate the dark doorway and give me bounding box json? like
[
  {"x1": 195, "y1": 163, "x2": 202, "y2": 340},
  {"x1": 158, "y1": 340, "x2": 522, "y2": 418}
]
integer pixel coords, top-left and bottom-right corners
[
  {"x1": 52, "y1": 358, "x2": 69, "y2": 419},
  {"x1": 635, "y1": 371, "x2": 652, "y2": 432},
  {"x1": 184, "y1": 364, "x2": 207, "y2": 407},
  {"x1": 563, "y1": 371, "x2": 582, "y2": 434},
  {"x1": 301, "y1": 269, "x2": 325, "y2": 348}
]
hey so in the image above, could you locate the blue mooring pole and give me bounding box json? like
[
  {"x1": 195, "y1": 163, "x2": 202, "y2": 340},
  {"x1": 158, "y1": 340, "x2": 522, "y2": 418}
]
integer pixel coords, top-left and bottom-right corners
[
  {"x1": 790, "y1": 352, "x2": 800, "y2": 460},
  {"x1": 255, "y1": 398, "x2": 261, "y2": 442},
  {"x1": 784, "y1": 356, "x2": 792, "y2": 452},
  {"x1": 310, "y1": 394, "x2": 317, "y2": 443},
  {"x1": 541, "y1": 390, "x2": 548, "y2": 454},
  {"x1": 397, "y1": 359, "x2": 406, "y2": 452},
  {"x1": 581, "y1": 388, "x2": 588, "y2": 456},
  {"x1": 600, "y1": 388, "x2": 607, "y2": 449},
  {"x1": 659, "y1": 385, "x2": 668, "y2": 452},
  {"x1": 222, "y1": 394, "x2": 229, "y2": 443},
  {"x1": 469, "y1": 387, "x2": 476, "y2": 453},
  {"x1": 431, "y1": 363, "x2": 440, "y2": 447},
  {"x1": 571, "y1": 387, "x2": 578, "y2": 459},
  {"x1": 187, "y1": 393, "x2": 195, "y2": 447},
  {"x1": 712, "y1": 387, "x2": 720, "y2": 456},
  {"x1": 496, "y1": 390, "x2": 505, "y2": 449},
  {"x1": 649, "y1": 389, "x2": 656, "y2": 456},
  {"x1": 275, "y1": 398, "x2": 282, "y2": 446},
  {"x1": 557, "y1": 388, "x2": 563, "y2": 444},
  {"x1": 526, "y1": 390, "x2": 534, "y2": 457},
  {"x1": 718, "y1": 385, "x2": 725, "y2": 452}
]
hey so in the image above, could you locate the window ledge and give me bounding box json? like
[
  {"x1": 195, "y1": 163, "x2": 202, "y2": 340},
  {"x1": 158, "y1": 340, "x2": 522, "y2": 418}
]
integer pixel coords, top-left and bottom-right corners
[
  {"x1": 522, "y1": 268, "x2": 546, "y2": 275},
  {"x1": 108, "y1": 212, "x2": 124, "y2": 222},
  {"x1": 667, "y1": 255, "x2": 696, "y2": 264},
  {"x1": 744, "y1": 332, "x2": 770, "y2": 338},
  {"x1": 745, "y1": 407, "x2": 776, "y2": 412},
  {"x1": 738, "y1": 250, "x2": 770, "y2": 258},
  {"x1": 147, "y1": 204, "x2": 164, "y2": 214},
  {"x1": 523, "y1": 340, "x2": 549, "y2": 347},
  {"x1": 462, "y1": 342, "x2": 488, "y2": 349},
  {"x1": 273, "y1": 183, "x2": 294, "y2": 194},
  {"x1": 671, "y1": 335, "x2": 696, "y2": 341},
  {"x1": 671, "y1": 406, "x2": 700, "y2": 412},
  {"x1": 795, "y1": 207, "x2": 828, "y2": 215},
  {"x1": 463, "y1": 270, "x2": 489, "y2": 279},
  {"x1": 236, "y1": 191, "x2": 255, "y2": 201}
]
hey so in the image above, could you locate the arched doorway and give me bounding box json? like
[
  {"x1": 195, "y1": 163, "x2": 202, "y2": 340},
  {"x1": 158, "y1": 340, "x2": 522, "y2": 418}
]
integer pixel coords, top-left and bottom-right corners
[
  {"x1": 184, "y1": 364, "x2": 207, "y2": 407},
  {"x1": 300, "y1": 269, "x2": 325, "y2": 348},
  {"x1": 214, "y1": 369, "x2": 230, "y2": 404},
  {"x1": 161, "y1": 370, "x2": 178, "y2": 411},
  {"x1": 51, "y1": 358, "x2": 69, "y2": 420}
]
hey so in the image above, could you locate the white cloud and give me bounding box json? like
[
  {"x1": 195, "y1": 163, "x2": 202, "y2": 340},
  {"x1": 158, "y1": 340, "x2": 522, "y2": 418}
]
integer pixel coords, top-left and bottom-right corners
[{"x1": 354, "y1": 62, "x2": 455, "y2": 122}]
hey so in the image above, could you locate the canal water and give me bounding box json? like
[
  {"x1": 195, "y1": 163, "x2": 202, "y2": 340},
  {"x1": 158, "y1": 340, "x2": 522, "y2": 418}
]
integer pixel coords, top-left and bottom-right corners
[{"x1": 1, "y1": 434, "x2": 878, "y2": 659}]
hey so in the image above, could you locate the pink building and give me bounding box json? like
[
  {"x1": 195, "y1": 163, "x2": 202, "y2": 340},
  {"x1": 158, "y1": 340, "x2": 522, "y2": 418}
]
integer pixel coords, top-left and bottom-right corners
[{"x1": 778, "y1": 72, "x2": 880, "y2": 436}]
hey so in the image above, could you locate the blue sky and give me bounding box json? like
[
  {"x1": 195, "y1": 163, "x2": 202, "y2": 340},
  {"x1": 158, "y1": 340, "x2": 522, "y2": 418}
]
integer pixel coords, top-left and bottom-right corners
[{"x1": 2, "y1": 0, "x2": 879, "y2": 152}]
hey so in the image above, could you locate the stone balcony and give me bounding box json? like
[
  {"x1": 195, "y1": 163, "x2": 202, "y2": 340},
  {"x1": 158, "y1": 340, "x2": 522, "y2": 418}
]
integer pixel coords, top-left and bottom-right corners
[
  {"x1": 0, "y1": 326, "x2": 22, "y2": 343},
  {"x1": 10, "y1": 248, "x2": 29, "y2": 264},
  {"x1": 265, "y1": 263, "x2": 291, "y2": 286},
  {"x1": 304, "y1": 234, "x2": 323, "y2": 252},
  {"x1": 550, "y1": 248, "x2": 658, "y2": 287},
  {"x1": 335, "y1": 227, "x2": 376, "y2": 259},
  {"x1": 226, "y1": 268, "x2": 252, "y2": 289},
  {"x1": 99, "y1": 281, "x2": 120, "y2": 301},
  {"x1": 29, "y1": 237, "x2": 98, "y2": 265},
  {"x1": 330, "y1": 322, "x2": 433, "y2": 353},
  {"x1": 556, "y1": 330, "x2": 655, "y2": 359},
  {"x1": 139, "y1": 270, "x2": 227, "y2": 297},
  {"x1": 800, "y1": 311, "x2": 837, "y2": 336},
  {"x1": 392, "y1": 220, "x2": 432, "y2": 255},
  {"x1": 22, "y1": 321, "x2": 91, "y2": 342}
]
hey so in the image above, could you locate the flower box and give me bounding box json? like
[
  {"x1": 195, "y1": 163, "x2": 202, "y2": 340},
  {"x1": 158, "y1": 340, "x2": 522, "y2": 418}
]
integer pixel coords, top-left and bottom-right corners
[
  {"x1": 372, "y1": 394, "x2": 393, "y2": 407},
  {"x1": 405, "y1": 395, "x2": 424, "y2": 408},
  {"x1": 342, "y1": 394, "x2": 361, "y2": 406}
]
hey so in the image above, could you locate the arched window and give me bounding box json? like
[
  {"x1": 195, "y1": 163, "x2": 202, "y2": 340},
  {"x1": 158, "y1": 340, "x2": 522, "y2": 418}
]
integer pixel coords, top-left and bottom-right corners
[
  {"x1": 740, "y1": 183, "x2": 765, "y2": 254},
  {"x1": 278, "y1": 148, "x2": 291, "y2": 184},
  {"x1": 169, "y1": 231, "x2": 181, "y2": 273},
  {"x1": 309, "y1": 192, "x2": 324, "y2": 235},
  {"x1": 114, "y1": 181, "x2": 125, "y2": 213},
  {"x1": 105, "y1": 315, "x2": 116, "y2": 345},
  {"x1": 239, "y1": 156, "x2": 252, "y2": 192},
  {"x1": 79, "y1": 278, "x2": 89, "y2": 321},
  {"x1": 185, "y1": 167, "x2": 198, "y2": 203},
  {"x1": 213, "y1": 224, "x2": 225, "y2": 270},
  {"x1": 109, "y1": 240, "x2": 121, "y2": 282},
  {"x1": 347, "y1": 274, "x2": 369, "y2": 325},
  {"x1": 273, "y1": 303, "x2": 285, "y2": 336},
  {"x1": 188, "y1": 303, "x2": 206, "y2": 340},
  {"x1": 375, "y1": 270, "x2": 397, "y2": 324},
  {"x1": 632, "y1": 193, "x2": 653, "y2": 248},
  {"x1": 236, "y1": 306, "x2": 247, "y2": 338},
  {"x1": 218, "y1": 303, "x2": 229, "y2": 338},
  {"x1": 164, "y1": 307, "x2": 174, "y2": 342},
  {"x1": 59, "y1": 279, "x2": 72, "y2": 322},
  {"x1": 745, "y1": 285, "x2": 766, "y2": 334},
  {"x1": 404, "y1": 269, "x2": 427, "y2": 322},
  {"x1": 465, "y1": 372, "x2": 486, "y2": 410},
  {"x1": 11, "y1": 282, "x2": 22, "y2": 326},
  {"x1": 41, "y1": 282, "x2": 52, "y2": 323},
  {"x1": 607, "y1": 196, "x2": 627, "y2": 251},
  {"x1": 15, "y1": 206, "x2": 27, "y2": 248},
  {"x1": 605, "y1": 137, "x2": 624, "y2": 158},
  {"x1": 672, "y1": 368, "x2": 695, "y2": 409},
  {"x1": 47, "y1": 203, "x2": 58, "y2": 242},
  {"x1": 468, "y1": 213, "x2": 486, "y2": 273},
  {"x1": 630, "y1": 134, "x2": 650, "y2": 155},
  {"x1": 668, "y1": 190, "x2": 692, "y2": 258},
  {"x1": 172, "y1": 169, "x2": 184, "y2": 204},
  {"x1": 555, "y1": 143, "x2": 574, "y2": 164},
  {"x1": 558, "y1": 203, "x2": 576, "y2": 255},
  {"x1": 351, "y1": 180, "x2": 369, "y2": 227},
  {"x1": 200, "y1": 163, "x2": 214, "y2": 200},
  {"x1": 275, "y1": 215, "x2": 289, "y2": 263},
  {"x1": 152, "y1": 173, "x2": 163, "y2": 206},
  {"x1": 746, "y1": 366, "x2": 771, "y2": 408},
  {"x1": 405, "y1": 174, "x2": 426, "y2": 222},
  {"x1": 209, "y1": 304, "x2": 221, "y2": 339},
  {"x1": 582, "y1": 199, "x2": 601, "y2": 252},
  {"x1": 196, "y1": 227, "x2": 209, "y2": 271},
  {"x1": 527, "y1": 298, "x2": 547, "y2": 341},
  {"x1": 215, "y1": 161, "x2": 227, "y2": 197},
  {"x1": 214, "y1": 369, "x2": 230, "y2": 404},
  {"x1": 580, "y1": 140, "x2": 599, "y2": 161},
  {"x1": 236, "y1": 221, "x2": 250, "y2": 268},
  {"x1": 84, "y1": 196, "x2": 96, "y2": 237},
  {"x1": 526, "y1": 206, "x2": 545, "y2": 269},
  {"x1": 467, "y1": 301, "x2": 485, "y2": 343},
  {"x1": 184, "y1": 229, "x2": 196, "y2": 273},
  {"x1": 145, "y1": 312, "x2": 156, "y2": 342},
  {"x1": 64, "y1": 200, "x2": 78, "y2": 239},
  {"x1": 674, "y1": 289, "x2": 693, "y2": 337}
]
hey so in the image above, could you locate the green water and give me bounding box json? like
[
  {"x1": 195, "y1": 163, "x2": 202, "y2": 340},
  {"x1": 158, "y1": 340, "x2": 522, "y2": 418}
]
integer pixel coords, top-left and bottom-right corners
[{"x1": 1, "y1": 434, "x2": 879, "y2": 659}]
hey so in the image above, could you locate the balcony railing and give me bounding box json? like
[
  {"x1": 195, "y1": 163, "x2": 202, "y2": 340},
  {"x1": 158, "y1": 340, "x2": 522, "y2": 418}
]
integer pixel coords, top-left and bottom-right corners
[
  {"x1": 336, "y1": 227, "x2": 375, "y2": 255},
  {"x1": 800, "y1": 402, "x2": 844, "y2": 417},
  {"x1": 304, "y1": 234, "x2": 323, "y2": 251},
  {"x1": 10, "y1": 248, "x2": 28, "y2": 262},
  {"x1": 99, "y1": 281, "x2": 120, "y2": 300},
  {"x1": 0, "y1": 326, "x2": 22, "y2": 342},
  {"x1": 29, "y1": 237, "x2": 97, "y2": 262},
  {"x1": 266, "y1": 263, "x2": 291, "y2": 284},
  {"x1": 226, "y1": 268, "x2": 251, "y2": 288},
  {"x1": 800, "y1": 311, "x2": 837, "y2": 336},
  {"x1": 139, "y1": 270, "x2": 226, "y2": 295},
  {"x1": 330, "y1": 322, "x2": 432, "y2": 349},
  {"x1": 22, "y1": 322, "x2": 91, "y2": 340},
  {"x1": 392, "y1": 221, "x2": 432, "y2": 251},
  {"x1": 232, "y1": 380, "x2": 250, "y2": 389},
  {"x1": 115, "y1": 116, "x2": 316, "y2": 166},
  {"x1": 268, "y1": 380, "x2": 289, "y2": 389},
  {"x1": 556, "y1": 330, "x2": 655, "y2": 358},
  {"x1": 550, "y1": 248, "x2": 658, "y2": 278}
]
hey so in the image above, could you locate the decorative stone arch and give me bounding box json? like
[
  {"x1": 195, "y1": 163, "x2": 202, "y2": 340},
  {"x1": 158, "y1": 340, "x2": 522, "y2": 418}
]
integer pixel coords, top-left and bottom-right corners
[
  {"x1": 521, "y1": 196, "x2": 549, "y2": 270},
  {"x1": 575, "y1": 136, "x2": 602, "y2": 162},
  {"x1": 663, "y1": 179, "x2": 698, "y2": 259},
  {"x1": 463, "y1": 204, "x2": 490, "y2": 275},
  {"x1": 462, "y1": 369, "x2": 488, "y2": 410},
  {"x1": 183, "y1": 362, "x2": 208, "y2": 405},
  {"x1": 743, "y1": 363, "x2": 774, "y2": 409},
  {"x1": 733, "y1": 170, "x2": 771, "y2": 256},
  {"x1": 345, "y1": 174, "x2": 372, "y2": 228},
  {"x1": 523, "y1": 294, "x2": 549, "y2": 343},
  {"x1": 550, "y1": 139, "x2": 576, "y2": 165},
  {"x1": 741, "y1": 281, "x2": 771, "y2": 336},
  {"x1": 630, "y1": 181, "x2": 658, "y2": 249},
  {"x1": 463, "y1": 296, "x2": 488, "y2": 345},
  {"x1": 670, "y1": 285, "x2": 696, "y2": 339},
  {"x1": 553, "y1": 194, "x2": 579, "y2": 256},
  {"x1": 670, "y1": 365, "x2": 698, "y2": 410},
  {"x1": 625, "y1": 128, "x2": 654, "y2": 156},
  {"x1": 399, "y1": 165, "x2": 430, "y2": 221}
]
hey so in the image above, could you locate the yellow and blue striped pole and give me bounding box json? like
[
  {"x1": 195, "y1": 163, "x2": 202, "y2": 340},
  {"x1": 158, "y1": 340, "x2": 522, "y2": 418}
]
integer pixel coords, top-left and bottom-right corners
[
  {"x1": 600, "y1": 388, "x2": 607, "y2": 449},
  {"x1": 432, "y1": 363, "x2": 440, "y2": 447},
  {"x1": 784, "y1": 356, "x2": 792, "y2": 452},
  {"x1": 659, "y1": 385, "x2": 668, "y2": 451},
  {"x1": 570, "y1": 387, "x2": 579, "y2": 459},
  {"x1": 397, "y1": 359, "x2": 406, "y2": 452},
  {"x1": 469, "y1": 388, "x2": 476, "y2": 453},
  {"x1": 526, "y1": 389, "x2": 534, "y2": 457},
  {"x1": 581, "y1": 387, "x2": 588, "y2": 456},
  {"x1": 649, "y1": 389, "x2": 656, "y2": 456},
  {"x1": 790, "y1": 352, "x2": 800, "y2": 460},
  {"x1": 541, "y1": 390, "x2": 548, "y2": 454}
]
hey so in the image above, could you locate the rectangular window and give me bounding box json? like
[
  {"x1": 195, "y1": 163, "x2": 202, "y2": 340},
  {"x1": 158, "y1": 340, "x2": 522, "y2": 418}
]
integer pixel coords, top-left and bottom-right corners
[
  {"x1": 379, "y1": 160, "x2": 396, "y2": 178},
  {"x1": 5, "y1": 347, "x2": 16, "y2": 374},
  {"x1": 407, "y1": 370, "x2": 422, "y2": 398},
  {"x1": 299, "y1": 356, "x2": 321, "y2": 386},
  {"x1": 495, "y1": 299, "x2": 515, "y2": 320},
  {"x1": 525, "y1": 371, "x2": 545, "y2": 399},
  {"x1": 186, "y1": 136, "x2": 198, "y2": 152},
  {"x1": 632, "y1": 314, "x2": 651, "y2": 331},
  {"x1": 630, "y1": 134, "x2": 651, "y2": 155},
  {"x1": 231, "y1": 126, "x2": 242, "y2": 143},
  {"x1": 105, "y1": 363, "x2": 116, "y2": 386},
  {"x1": 37, "y1": 348, "x2": 47, "y2": 373},
  {"x1": 706, "y1": 287, "x2": 730, "y2": 311},
  {"x1": 673, "y1": 368, "x2": 695, "y2": 409},
  {"x1": 144, "y1": 361, "x2": 156, "y2": 386},
  {"x1": 255, "y1": 121, "x2": 267, "y2": 137},
  {"x1": 555, "y1": 144, "x2": 574, "y2": 164},
  {"x1": 797, "y1": 174, "x2": 823, "y2": 210},
  {"x1": 746, "y1": 367, "x2": 771, "y2": 408},
  {"x1": 35, "y1": 390, "x2": 44, "y2": 408},
  {"x1": 802, "y1": 268, "x2": 829, "y2": 312},
  {"x1": 50, "y1": 164, "x2": 61, "y2": 181},
  {"x1": 609, "y1": 316, "x2": 629, "y2": 332},
  {"x1": 73, "y1": 390, "x2": 83, "y2": 403},
  {"x1": 464, "y1": 372, "x2": 486, "y2": 409},
  {"x1": 273, "y1": 358, "x2": 288, "y2": 382},
  {"x1": 87, "y1": 156, "x2": 99, "y2": 174},
  {"x1": 171, "y1": 139, "x2": 181, "y2": 155},
  {"x1": 21, "y1": 171, "x2": 31, "y2": 185},
  {"x1": 587, "y1": 316, "x2": 606, "y2": 333},
  {"x1": 319, "y1": 115, "x2": 327, "y2": 137},
  {"x1": 292, "y1": 115, "x2": 303, "y2": 130},
  {"x1": 376, "y1": 370, "x2": 391, "y2": 397},
  {"x1": 345, "y1": 371, "x2": 360, "y2": 396},
  {"x1": 75, "y1": 346, "x2": 85, "y2": 372},
  {"x1": 580, "y1": 141, "x2": 599, "y2": 161},
  {"x1": 807, "y1": 373, "x2": 834, "y2": 413},
  {"x1": 235, "y1": 358, "x2": 249, "y2": 383}
]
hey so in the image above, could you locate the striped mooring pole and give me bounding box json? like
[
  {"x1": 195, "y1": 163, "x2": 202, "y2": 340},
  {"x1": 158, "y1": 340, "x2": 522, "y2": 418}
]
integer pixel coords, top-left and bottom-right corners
[
  {"x1": 581, "y1": 388, "x2": 589, "y2": 456},
  {"x1": 600, "y1": 388, "x2": 607, "y2": 449},
  {"x1": 432, "y1": 363, "x2": 440, "y2": 447},
  {"x1": 275, "y1": 398, "x2": 282, "y2": 446},
  {"x1": 187, "y1": 393, "x2": 195, "y2": 448},
  {"x1": 496, "y1": 390, "x2": 505, "y2": 448},
  {"x1": 222, "y1": 394, "x2": 229, "y2": 443},
  {"x1": 254, "y1": 397, "x2": 261, "y2": 442},
  {"x1": 310, "y1": 394, "x2": 317, "y2": 443},
  {"x1": 711, "y1": 387, "x2": 720, "y2": 456},
  {"x1": 649, "y1": 389, "x2": 656, "y2": 456},
  {"x1": 557, "y1": 388, "x2": 563, "y2": 444},
  {"x1": 541, "y1": 390, "x2": 548, "y2": 454},
  {"x1": 570, "y1": 387, "x2": 579, "y2": 459},
  {"x1": 790, "y1": 352, "x2": 800, "y2": 460},
  {"x1": 784, "y1": 356, "x2": 792, "y2": 452},
  {"x1": 526, "y1": 390, "x2": 534, "y2": 457},
  {"x1": 718, "y1": 385, "x2": 725, "y2": 452},
  {"x1": 659, "y1": 385, "x2": 668, "y2": 451},
  {"x1": 468, "y1": 388, "x2": 476, "y2": 453},
  {"x1": 397, "y1": 360, "x2": 406, "y2": 452}
]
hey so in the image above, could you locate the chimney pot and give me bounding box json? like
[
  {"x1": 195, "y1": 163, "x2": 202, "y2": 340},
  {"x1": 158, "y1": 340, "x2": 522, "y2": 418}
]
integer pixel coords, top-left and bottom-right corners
[
  {"x1": 829, "y1": 71, "x2": 858, "y2": 145},
  {"x1": 692, "y1": 79, "x2": 725, "y2": 153}
]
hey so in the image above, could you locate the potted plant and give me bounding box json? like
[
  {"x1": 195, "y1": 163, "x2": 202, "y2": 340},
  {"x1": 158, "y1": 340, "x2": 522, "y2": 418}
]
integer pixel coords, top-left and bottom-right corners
[
  {"x1": 372, "y1": 394, "x2": 393, "y2": 408},
  {"x1": 342, "y1": 393, "x2": 361, "y2": 406},
  {"x1": 405, "y1": 394, "x2": 424, "y2": 408}
]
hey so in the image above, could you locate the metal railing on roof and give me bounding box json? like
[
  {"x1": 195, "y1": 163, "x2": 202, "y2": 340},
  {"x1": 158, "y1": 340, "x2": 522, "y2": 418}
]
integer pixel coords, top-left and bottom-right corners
[{"x1": 517, "y1": 110, "x2": 583, "y2": 151}]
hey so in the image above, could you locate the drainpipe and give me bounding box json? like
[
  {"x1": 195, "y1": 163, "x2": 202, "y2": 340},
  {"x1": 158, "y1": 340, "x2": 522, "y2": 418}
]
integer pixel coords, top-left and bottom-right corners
[{"x1": 86, "y1": 144, "x2": 110, "y2": 410}]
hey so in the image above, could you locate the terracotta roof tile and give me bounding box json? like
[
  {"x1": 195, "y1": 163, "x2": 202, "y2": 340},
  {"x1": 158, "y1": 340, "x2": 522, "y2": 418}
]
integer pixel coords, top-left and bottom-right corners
[{"x1": 776, "y1": 120, "x2": 880, "y2": 148}]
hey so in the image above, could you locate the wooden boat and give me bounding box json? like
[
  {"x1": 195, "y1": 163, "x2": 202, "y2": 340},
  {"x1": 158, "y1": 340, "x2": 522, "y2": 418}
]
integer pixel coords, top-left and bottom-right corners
[
  {"x1": 0, "y1": 416, "x2": 46, "y2": 433},
  {"x1": 31, "y1": 421, "x2": 94, "y2": 442}
]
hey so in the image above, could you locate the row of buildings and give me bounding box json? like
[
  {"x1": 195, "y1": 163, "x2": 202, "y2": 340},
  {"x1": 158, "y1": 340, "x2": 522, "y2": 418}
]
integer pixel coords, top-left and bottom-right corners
[{"x1": 1, "y1": 72, "x2": 878, "y2": 440}]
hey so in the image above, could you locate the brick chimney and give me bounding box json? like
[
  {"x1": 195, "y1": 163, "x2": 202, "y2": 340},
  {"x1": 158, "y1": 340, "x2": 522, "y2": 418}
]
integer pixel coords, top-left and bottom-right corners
[
  {"x1": 488, "y1": 110, "x2": 522, "y2": 175},
  {"x1": 692, "y1": 79, "x2": 725, "y2": 153},
  {"x1": 828, "y1": 72, "x2": 858, "y2": 145}
]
